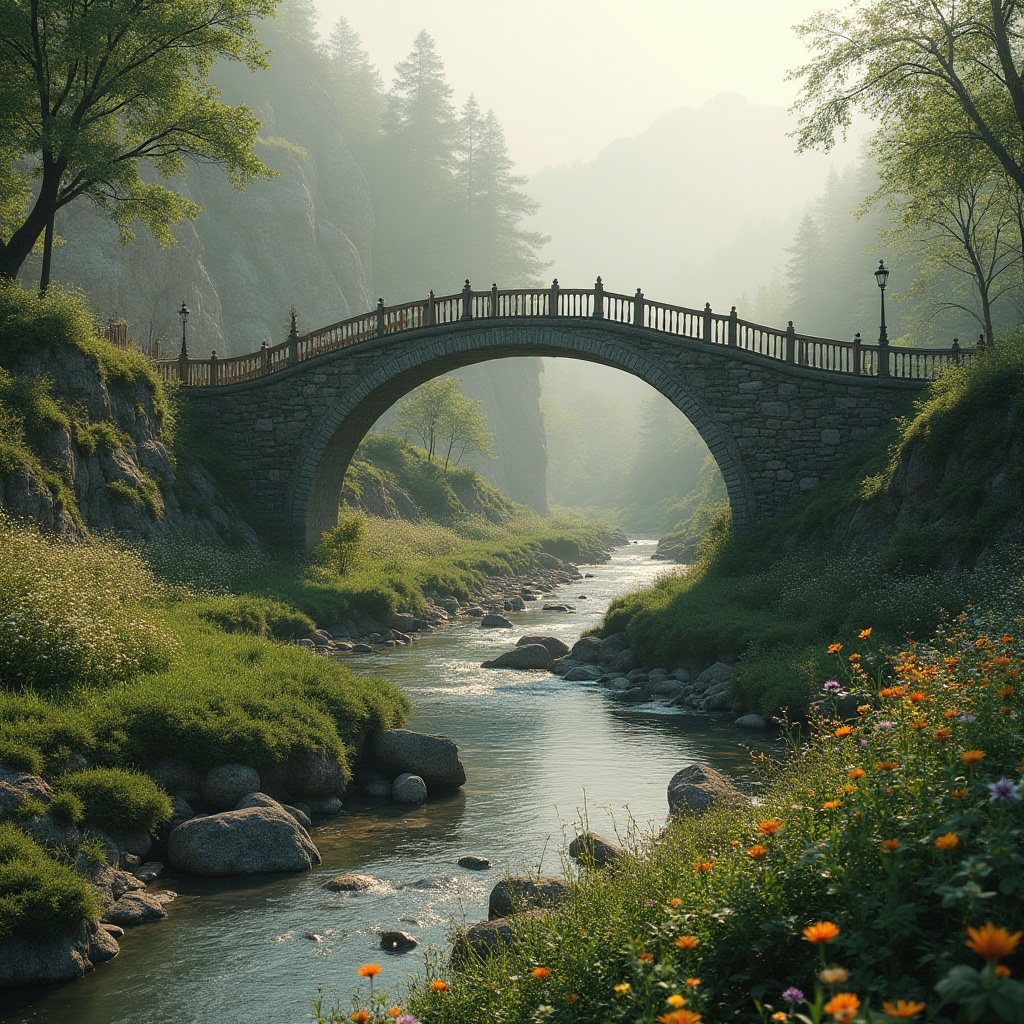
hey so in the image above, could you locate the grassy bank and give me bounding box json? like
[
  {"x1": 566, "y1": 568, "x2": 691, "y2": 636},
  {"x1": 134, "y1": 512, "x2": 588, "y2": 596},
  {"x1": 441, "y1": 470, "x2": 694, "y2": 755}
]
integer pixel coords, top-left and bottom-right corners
[{"x1": 320, "y1": 592, "x2": 1024, "y2": 1024}]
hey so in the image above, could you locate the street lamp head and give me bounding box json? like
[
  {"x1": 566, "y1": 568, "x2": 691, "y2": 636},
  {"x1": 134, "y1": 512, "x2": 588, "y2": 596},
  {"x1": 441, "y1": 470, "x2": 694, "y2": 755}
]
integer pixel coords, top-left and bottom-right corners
[
  {"x1": 178, "y1": 301, "x2": 190, "y2": 325},
  {"x1": 874, "y1": 259, "x2": 889, "y2": 291}
]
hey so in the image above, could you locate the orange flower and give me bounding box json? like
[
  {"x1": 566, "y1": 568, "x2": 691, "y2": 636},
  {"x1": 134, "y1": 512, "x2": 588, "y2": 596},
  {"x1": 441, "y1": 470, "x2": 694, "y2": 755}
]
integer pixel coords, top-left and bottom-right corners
[
  {"x1": 357, "y1": 964, "x2": 381, "y2": 978},
  {"x1": 747, "y1": 844, "x2": 768, "y2": 859},
  {"x1": 848, "y1": 653, "x2": 861, "y2": 662},
  {"x1": 848, "y1": 768, "x2": 865, "y2": 780},
  {"x1": 961, "y1": 749, "x2": 986, "y2": 765},
  {"x1": 857, "y1": 704, "x2": 872, "y2": 714},
  {"x1": 821, "y1": 800, "x2": 841, "y2": 810},
  {"x1": 669, "y1": 897, "x2": 684, "y2": 907},
  {"x1": 906, "y1": 691, "x2": 930, "y2": 703},
  {"x1": 685, "y1": 977, "x2": 701, "y2": 987},
  {"x1": 1002, "y1": 635, "x2": 1015, "y2": 644},
  {"x1": 996, "y1": 964, "x2": 1013, "y2": 978},
  {"x1": 944, "y1": 708, "x2": 959, "y2": 719},
  {"x1": 881, "y1": 999, "x2": 926, "y2": 1019},
  {"x1": 882, "y1": 838, "x2": 900, "y2": 852},
  {"x1": 657, "y1": 1010, "x2": 702, "y2": 1024},
  {"x1": 803, "y1": 921, "x2": 841, "y2": 944},
  {"x1": 693, "y1": 860, "x2": 715, "y2": 873},
  {"x1": 771, "y1": 1015, "x2": 787, "y2": 1023},
  {"x1": 730, "y1": 839, "x2": 741, "y2": 846},
  {"x1": 638, "y1": 952, "x2": 654, "y2": 962},
  {"x1": 667, "y1": 994, "x2": 685, "y2": 1007},
  {"x1": 997, "y1": 686, "x2": 1015, "y2": 697},
  {"x1": 430, "y1": 979, "x2": 448, "y2": 992},
  {"x1": 880, "y1": 686, "x2": 905, "y2": 698},
  {"x1": 910, "y1": 719, "x2": 928, "y2": 730},
  {"x1": 532, "y1": 967, "x2": 551, "y2": 979},
  {"x1": 757, "y1": 818, "x2": 784, "y2": 835},
  {"x1": 828, "y1": 643, "x2": 843, "y2": 654},
  {"x1": 834, "y1": 725, "x2": 854, "y2": 738},
  {"x1": 933, "y1": 727, "x2": 951, "y2": 741},
  {"x1": 675, "y1": 935, "x2": 698, "y2": 950},
  {"x1": 859, "y1": 627, "x2": 872, "y2": 639},
  {"x1": 965, "y1": 922, "x2": 1022, "y2": 960},
  {"x1": 823, "y1": 992, "x2": 860, "y2": 1022},
  {"x1": 350, "y1": 1013, "x2": 370, "y2": 1024},
  {"x1": 934, "y1": 832, "x2": 960, "y2": 851},
  {"x1": 875, "y1": 761, "x2": 899, "y2": 771},
  {"x1": 388, "y1": 1011, "x2": 402, "y2": 1019},
  {"x1": 951, "y1": 788, "x2": 967, "y2": 800}
]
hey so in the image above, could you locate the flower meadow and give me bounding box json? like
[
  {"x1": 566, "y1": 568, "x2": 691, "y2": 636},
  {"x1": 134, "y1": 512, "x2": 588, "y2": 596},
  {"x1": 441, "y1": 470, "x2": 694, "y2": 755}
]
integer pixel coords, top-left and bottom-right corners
[{"x1": 319, "y1": 613, "x2": 1024, "y2": 1024}]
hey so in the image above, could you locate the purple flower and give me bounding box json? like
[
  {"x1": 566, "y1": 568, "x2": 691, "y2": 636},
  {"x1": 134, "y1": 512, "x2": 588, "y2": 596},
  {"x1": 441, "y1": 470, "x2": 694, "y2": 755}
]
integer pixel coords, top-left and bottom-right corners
[
  {"x1": 860, "y1": 738, "x2": 869, "y2": 746},
  {"x1": 782, "y1": 986, "x2": 805, "y2": 1003},
  {"x1": 397, "y1": 1016, "x2": 420, "y2": 1024},
  {"x1": 875, "y1": 721, "x2": 895, "y2": 731},
  {"x1": 823, "y1": 680, "x2": 842, "y2": 693},
  {"x1": 988, "y1": 777, "x2": 1021, "y2": 803}
]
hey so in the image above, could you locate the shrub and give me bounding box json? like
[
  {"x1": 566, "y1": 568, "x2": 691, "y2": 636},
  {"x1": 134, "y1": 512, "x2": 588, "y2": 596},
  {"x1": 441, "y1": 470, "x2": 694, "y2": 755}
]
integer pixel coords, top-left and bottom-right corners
[
  {"x1": 197, "y1": 594, "x2": 315, "y2": 641},
  {"x1": 315, "y1": 514, "x2": 365, "y2": 575},
  {"x1": 0, "y1": 740, "x2": 43, "y2": 775},
  {"x1": 49, "y1": 791, "x2": 85, "y2": 826},
  {"x1": 0, "y1": 824, "x2": 99, "y2": 940},
  {"x1": 56, "y1": 767, "x2": 172, "y2": 835}
]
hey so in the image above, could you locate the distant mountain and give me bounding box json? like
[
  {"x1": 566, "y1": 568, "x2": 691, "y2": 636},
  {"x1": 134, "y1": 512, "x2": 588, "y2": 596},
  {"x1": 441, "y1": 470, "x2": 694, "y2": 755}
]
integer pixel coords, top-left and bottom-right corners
[{"x1": 528, "y1": 93, "x2": 849, "y2": 315}]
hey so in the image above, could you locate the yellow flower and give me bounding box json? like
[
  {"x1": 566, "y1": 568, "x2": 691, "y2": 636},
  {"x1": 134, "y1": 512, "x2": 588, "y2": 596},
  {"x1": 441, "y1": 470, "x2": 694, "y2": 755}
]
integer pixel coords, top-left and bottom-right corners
[
  {"x1": 747, "y1": 844, "x2": 768, "y2": 859},
  {"x1": 823, "y1": 992, "x2": 860, "y2": 1022},
  {"x1": 934, "y1": 832, "x2": 960, "y2": 851},
  {"x1": 666, "y1": 994, "x2": 686, "y2": 1007},
  {"x1": 685, "y1": 977, "x2": 701, "y2": 987},
  {"x1": 859, "y1": 627, "x2": 872, "y2": 639},
  {"x1": 803, "y1": 921, "x2": 841, "y2": 944},
  {"x1": 881, "y1": 999, "x2": 926, "y2": 1019},
  {"x1": 614, "y1": 982, "x2": 631, "y2": 994},
  {"x1": 965, "y1": 922, "x2": 1023, "y2": 960},
  {"x1": 834, "y1": 725, "x2": 854, "y2": 738},
  {"x1": 821, "y1": 800, "x2": 841, "y2": 811},
  {"x1": 961, "y1": 749, "x2": 987, "y2": 765},
  {"x1": 532, "y1": 967, "x2": 551, "y2": 979},
  {"x1": 565, "y1": 993, "x2": 580, "y2": 1005},
  {"x1": 951, "y1": 788, "x2": 967, "y2": 800},
  {"x1": 828, "y1": 643, "x2": 843, "y2": 654},
  {"x1": 675, "y1": 935, "x2": 699, "y2": 950},
  {"x1": 357, "y1": 964, "x2": 381, "y2": 978},
  {"x1": 848, "y1": 653, "x2": 861, "y2": 662},
  {"x1": 819, "y1": 966, "x2": 850, "y2": 985}
]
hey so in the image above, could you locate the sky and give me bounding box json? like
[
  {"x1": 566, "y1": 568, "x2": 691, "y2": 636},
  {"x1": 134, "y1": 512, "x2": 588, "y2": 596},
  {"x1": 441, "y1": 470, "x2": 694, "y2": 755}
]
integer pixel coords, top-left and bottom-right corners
[{"x1": 313, "y1": 0, "x2": 842, "y2": 175}]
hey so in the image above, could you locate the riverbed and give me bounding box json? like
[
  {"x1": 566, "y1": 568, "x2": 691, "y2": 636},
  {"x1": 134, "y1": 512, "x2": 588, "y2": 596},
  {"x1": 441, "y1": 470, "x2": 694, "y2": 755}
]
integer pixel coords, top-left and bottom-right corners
[{"x1": 0, "y1": 540, "x2": 769, "y2": 1024}]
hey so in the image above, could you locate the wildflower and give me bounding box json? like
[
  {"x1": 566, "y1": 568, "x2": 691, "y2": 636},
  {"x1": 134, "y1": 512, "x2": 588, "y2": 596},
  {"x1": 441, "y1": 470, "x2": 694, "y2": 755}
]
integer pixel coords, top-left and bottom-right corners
[
  {"x1": 857, "y1": 704, "x2": 871, "y2": 714},
  {"x1": 848, "y1": 768, "x2": 865, "y2": 780},
  {"x1": 388, "y1": 1011, "x2": 402, "y2": 1019},
  {"x1": 823, "y1": 680, "x2": 842, "y2": 692},
  {"x1": 821, "y1": 800, "x2": 841, "y2": 810},
  {"x1": 965, "y1": 922, "x2": 1022, "y2": 960},
  {"x1": 881, "y1": 1000, "x2": 926, "y2": 1019},
  {"x1": 944, "y1": 709, "x2": 959, "y2": 718},
  {"x1": 757, "y1": 818, "x2": 784, "y2": 835},
  {"x1": 397, "y1": 1016, "x2": 420, "y2": 1024},
  {"x1": 988, "y1": 777, "x2": 1022, "y2": 803},
  {"x1": 997, "y1": 686, "x2": 1015, "y2": 697},
  {"x1": 933, "y1": 728, "x2": 951, "y2": 741},
  {"x1": 747, "y1": 844, "x2": 768, "y2": 859},
  {"x1": 934, "y1": 833, "x2": 960, "y2": 851},
  {"x1": 675, "y1": 935, "x2": 699, "y2": 950},
  {"x1": 772, "y1": 1014, "x2": 787, "y2": 1022},
  {"x1": 882, "y1": 839, "x2": 900, "y2": 852},
  {"x1": 952, "y1": 788, "x2": 967, "y2": 800},
  {"x1": 848, "y1": 653, "x2": 861, "y2": 662},
  {"x1": 614, "y1": 983, "x2": 631, "y2": 994},
  {"x1": 350, "y1": 1012, "x2": 370, "y2": 1024},
  {"x1": 828, "y1": 643, "x2": 843, "y2": 654},
  {"x1": 996, "y1": 964, "x2": 1012, "y2": 978},
  {"x1": 730, "y1": 839, "x2": 741, "y2": 846},
  {"x1": 910, "y1": 719, "x2": 928, "y2": 730},
  {"x1": 824, "y1": 992, "x2": 860, "y2": 1022},
  {"x1": 859, "y1": 627, "x2": 872, "y2": 639},
  {"x1": 875, "y1": 761, "x2": 899, "y2": 771},
  {"x1": 1002, "y1": 635, "x2": 1015, "y2": 644},
  {"x1": 906, "y1": 691, "x2": 930, "y2": 703},
  {"x1": 667, "y1": 994, "x2": 686, "y2": 1007},
  {"x1": 693, "y1": 860, "x2": 714, "y2": 873},
  {"x1": 875, "y1": 720, "x2": 895, "y2": 731},
  {"x1": 685, "y1": 977, "x2": 701, "y2": 987},
  {"x1": 819, "y1": 966, "x2": 850, "y2": 985},
  {"x1": 658, "y1": 1010, "x2": 702, "y2": 1024},
  {"x1": 638, "y1": 952, "x2": 654, "y2": 962},
  {"x1": 532, "y1": 967, "x2": 551, "y2": 979},
  {"x1": 802, "y1": 921, "x2": 840, "y2": 944},
  {"x1": 782, "y1": 987, "x2": 805, "y2": 1003},
  {"x1": 670, "y1": 896, "x2": 684, "y2": 906},
  {"x1": 357, "y1": 964, "x2": 381, "y2": 978},
  {"x1": 834, "y1": 725, "x2": 854, "y2": 738},
  {"x1": 565, "y1": 993, "x2": 580, "y2": 1005},
  {"x1": 430, "y1": 979, "x2": 448, "y2": 992},
  {"x1": 880, "y1": 686, "x2": 905, "y2": 698},
  {"x1": 961, "y1": 749, "x2": 986, "y2": 765}
]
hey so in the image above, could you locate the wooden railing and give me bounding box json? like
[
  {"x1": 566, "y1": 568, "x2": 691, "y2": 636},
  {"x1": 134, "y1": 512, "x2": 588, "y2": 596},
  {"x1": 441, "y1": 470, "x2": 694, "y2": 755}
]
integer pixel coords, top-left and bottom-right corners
[{"x1": 153, "y1": 279, "x2": 979, "y2": 387}]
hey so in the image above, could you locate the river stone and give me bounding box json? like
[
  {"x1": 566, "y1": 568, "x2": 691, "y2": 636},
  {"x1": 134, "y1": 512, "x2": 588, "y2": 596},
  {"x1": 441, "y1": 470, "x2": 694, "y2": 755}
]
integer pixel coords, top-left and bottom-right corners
[
  {"x1": 304, "y1": 796, "x2": 345, "y2": 814},
  {"x1": 563, "y1": 665, "x2": 603, "y2": 682},
  {"x1": 135, "y1": 861, "x2": 164, "y2": 884},
  {"x1": 380, "y1": 930, "x2": 418, "y2": 952},
  {"x1": 23, "y1": 810, "x2": 81, "y2": 851},
  {"x1": 102, "y1": 890, "x2": 168, "y2": 927},
  {"x1": 324, "y1": 873, "x2": 378, "y2": 892},
  {"x1": 363, "y1": 779, "x2": 394, "y2": 798},
  {"x1": 568, "y1": 831, "x2": 626, "y2": 867},
  {"x1": 369, "y1": 729, "x2": 466, "y2": 791},
  {"x1": 488, "y1": 876, "x2": 571, "y2": 919},
  {"x1": 392, "y1": 773, "x2": 428, "y2": 805},
  {"x1": 167, "y1": 806, "x2": 320, "y2": 876},
  {"x1": 516, "y1": 635, "x2": 571, "y2": 658},
  {"x1": 568, "y1": 636, "x2": 603, "y2": 663},
  {"x1": 734, "y1": 713, "x2": 768, "y2": 729},
  {"x1": 451, "y1": 912, "x2": 553, "y2": 965},
  {"x1": 0, "y1": 922, "x2": 119, "y2": 986},
  {"x1": 458, "y1": 855, "x2": 491, "y2": 870},
  {"x1": 480, "y1": 613, "x2": 513, "y2": 628},
  {"x1": 0, "y1": 767, "x2": 52, "y2": 817},
  {"x1": 535, "y1": 552, "x2": 562, "y2": 569},
  {"x1": 481, "y1": 644, "x2": 552, "y2": 669},
  {"x1": 610, "y1": 686, "x2": 649, "y2": 703},
  {"x1": 667, "y1": 764, "x2": 746, "y2": 817},
  {"x1": 692, "y1": 661, "x2": 735, "y2": 688},
  {"x1": 260, "y1": 753, "x2": 348, "y2": 800},
  {"x1": 201, "y1": 764, "x2": 261, "y2": 810},
  {"x1": 236, "y1": 792, "x2": 312, "y2": 830}
]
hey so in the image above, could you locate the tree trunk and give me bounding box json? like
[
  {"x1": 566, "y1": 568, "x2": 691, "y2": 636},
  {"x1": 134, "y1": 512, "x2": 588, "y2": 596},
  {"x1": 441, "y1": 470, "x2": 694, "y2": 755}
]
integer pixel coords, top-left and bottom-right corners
[
  {"x1": 0, "y1": 167, "x2": 61, "y2": 283},
  {"x1": 38, "y1": 211, "x2": 54, "y2": 295}
]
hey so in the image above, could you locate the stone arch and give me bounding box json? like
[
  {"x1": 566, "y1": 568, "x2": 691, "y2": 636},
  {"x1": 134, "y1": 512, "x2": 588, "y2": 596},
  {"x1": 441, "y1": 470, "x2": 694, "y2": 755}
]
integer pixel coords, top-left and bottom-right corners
[{"x1": 288, "y1": 322, "x2": 756, "y2": 549}]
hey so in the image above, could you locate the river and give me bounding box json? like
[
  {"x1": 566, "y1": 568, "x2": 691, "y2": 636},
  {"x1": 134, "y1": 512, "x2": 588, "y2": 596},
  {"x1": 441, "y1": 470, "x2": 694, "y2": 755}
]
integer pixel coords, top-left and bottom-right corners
[{"x1": 0, "y1": 540, "x2": 768, "y2": 1024}]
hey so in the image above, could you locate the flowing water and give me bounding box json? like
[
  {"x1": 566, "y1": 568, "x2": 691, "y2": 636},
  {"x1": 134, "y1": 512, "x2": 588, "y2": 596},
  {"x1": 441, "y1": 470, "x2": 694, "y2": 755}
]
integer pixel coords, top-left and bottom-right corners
[{"x1": 0, "y1": 540, "x2": 771, "y2": 1024}]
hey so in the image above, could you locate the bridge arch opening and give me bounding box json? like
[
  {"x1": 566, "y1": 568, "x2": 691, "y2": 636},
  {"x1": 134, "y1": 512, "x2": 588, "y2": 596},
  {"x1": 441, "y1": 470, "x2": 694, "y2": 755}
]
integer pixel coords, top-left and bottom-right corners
[{"x1": 293, "y1": 321, "x2": 753, "y2": 549}]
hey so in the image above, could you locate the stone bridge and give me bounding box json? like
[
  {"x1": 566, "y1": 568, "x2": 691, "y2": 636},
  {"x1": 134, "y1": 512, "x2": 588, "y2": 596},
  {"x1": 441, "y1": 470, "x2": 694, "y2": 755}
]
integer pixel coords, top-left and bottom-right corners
[{"x1": 160, "y1": 280, "x2": 973, "y2": 549}]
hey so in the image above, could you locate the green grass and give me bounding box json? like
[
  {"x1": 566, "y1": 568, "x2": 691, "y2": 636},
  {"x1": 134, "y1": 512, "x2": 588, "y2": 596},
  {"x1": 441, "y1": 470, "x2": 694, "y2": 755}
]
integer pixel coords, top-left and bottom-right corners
[{"x1": 56, "y1": 768, "x2": 172, "y2": 835}]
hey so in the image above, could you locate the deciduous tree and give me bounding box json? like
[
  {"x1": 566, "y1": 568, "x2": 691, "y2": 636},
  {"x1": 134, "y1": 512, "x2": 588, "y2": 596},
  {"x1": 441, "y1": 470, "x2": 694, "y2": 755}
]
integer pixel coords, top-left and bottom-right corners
[{"x1": 394, "y1": 376, "x2": 494, "y2": 470}]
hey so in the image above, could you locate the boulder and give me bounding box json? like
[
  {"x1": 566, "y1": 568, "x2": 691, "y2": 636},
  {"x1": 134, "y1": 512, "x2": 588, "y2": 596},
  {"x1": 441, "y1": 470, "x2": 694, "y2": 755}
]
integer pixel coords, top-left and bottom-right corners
[
  {"x1": 236, "y1": 792, "x2": 312, "y2": 830},
  {"x1": 323, "y1": 873, "x2": 378, "y2": 892},
  {"x1": 23, "y1": 811, "x2": 81, "y2": 851},
  {"x1": 692, "y1": 662, "x2": 735, "y2": 688},
  {"x1": 516, "y1": 635, "x2": 571, "y2": 658},
  {"x1": 102, "y1": 890, "x2": 168, "y2": 927},
  {"x1": 363, "y1": 779, "x2": 394, "y2": 798},
  {"x1": 598, "y1": 633, "x2": 631, "y2": 660},
  {"x1": 457, "y1": 855, "x2": 491, "y2": 870},
  {"x1": 260, "y1": 754, "x2": 347, "y2": 800},
  {"x1": 608, "y1": 648, "x2": 639, "y2": 673},
  {"x1": 167, "y1": 806, "x2": 321, "y2": 876},
  {"x1": 147, "y1": 760, "x2": 202, "y2": 794},
  {"x1": 200, "y1": 764, "x2": 261, "y2": 810},
  {"x1": 609, "y1": 686, "x2": 649, "y2": 703},
  {"x1": 542, "y1": 604, "x2": 573, "y2": 612},
  {"x1": 369, "y1": 730, "x2": 466, "y2": 791},
  {"x1": 563, "y1": 665, "x2": 603, "y2": 682},
  {"x1": 535, "y1": 552, "x2": 563, "y2": 569},
  {"x1": 481, "y1": 645, "x2": 552, "y2": 670},
  {"x1": 568, "y1": 637, "x2": 603, "y2": 664},
  {"x1": 568, "y1": 831, "x2": 626, "y2": 867},
  {"x1": 480, "y1": 613, "x2": 514, "y2": 628},
  {"x1": 392, "y1": 773, "x2": 428, "y2": 805},
  {"x1": 0, "y1": 922, "x2": 119, "y2": 986},
  {"x1": 305, "y1": 796, "x2": 344, "y2": 814},
  {"x1": 488, "y1": 876, "x2": 571, "y2": 919},
  {"x1": 0, "y1": 767, "x2": 52, "y2": 817},
  {"x1": 667, "y1": 764, "x2": 746, "y2": 817},
  {"x1": 734, "y1": 713, "x2": 768, "y2": 730},
  {"x1": 379, "y1": 930, "x2": 418, "y2": 952}
]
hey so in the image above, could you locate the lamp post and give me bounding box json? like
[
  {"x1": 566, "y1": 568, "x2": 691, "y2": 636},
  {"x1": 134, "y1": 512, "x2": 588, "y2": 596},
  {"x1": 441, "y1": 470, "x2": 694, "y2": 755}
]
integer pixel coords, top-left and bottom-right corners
[
  {"x1": 874, "y1": 260, "x2": 890, "y2": 377},
  {"x1": 177, "y1": 301, "x2": 190, "y2": 383}
]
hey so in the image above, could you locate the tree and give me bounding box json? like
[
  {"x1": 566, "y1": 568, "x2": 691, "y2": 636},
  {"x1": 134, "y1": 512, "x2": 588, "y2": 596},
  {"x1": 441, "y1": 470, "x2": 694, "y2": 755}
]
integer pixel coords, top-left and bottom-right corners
[
  {"x1": 323, "y1": 15, "x2": 384, "y2": 156},
  {"x1": 394, "y1": 376, "x2": 494, "y2": 469},
  {"x1": 0, "y1": 0, "x2": 278, "y2": 290}
]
